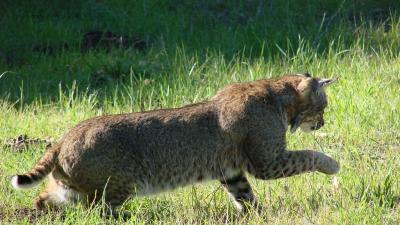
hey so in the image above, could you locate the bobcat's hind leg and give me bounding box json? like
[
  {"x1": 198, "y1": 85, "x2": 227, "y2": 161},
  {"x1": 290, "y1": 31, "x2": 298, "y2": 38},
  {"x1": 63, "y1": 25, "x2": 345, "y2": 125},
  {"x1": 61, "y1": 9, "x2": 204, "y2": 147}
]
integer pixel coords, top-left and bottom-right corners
[
  {"x1": 102, "y1": 207, "x2": 132, "y2": 220},
  {"x1": 97, "y1": 196, "x2": 133, "y2": 220},
  {"x1": 34, "y1": 174, "x2": 84, "y2": 210},
  {"x1": 91, "y1": 186, "x2": 135, "y2": 220}
]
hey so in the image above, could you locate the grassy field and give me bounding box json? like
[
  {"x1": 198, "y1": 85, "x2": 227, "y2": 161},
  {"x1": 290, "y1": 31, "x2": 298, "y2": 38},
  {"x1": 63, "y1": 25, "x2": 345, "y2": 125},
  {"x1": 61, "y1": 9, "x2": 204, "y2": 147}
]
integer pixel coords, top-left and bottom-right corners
[{"x1": 1, "y1": 0, "x2": 400, "y2": 224}]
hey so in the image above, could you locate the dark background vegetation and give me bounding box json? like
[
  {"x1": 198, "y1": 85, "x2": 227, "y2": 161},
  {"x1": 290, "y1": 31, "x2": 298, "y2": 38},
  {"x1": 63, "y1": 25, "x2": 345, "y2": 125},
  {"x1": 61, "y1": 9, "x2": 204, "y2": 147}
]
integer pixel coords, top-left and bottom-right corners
[{"x1": 0, "y1": 0, "x2": 399, "y2": 103}]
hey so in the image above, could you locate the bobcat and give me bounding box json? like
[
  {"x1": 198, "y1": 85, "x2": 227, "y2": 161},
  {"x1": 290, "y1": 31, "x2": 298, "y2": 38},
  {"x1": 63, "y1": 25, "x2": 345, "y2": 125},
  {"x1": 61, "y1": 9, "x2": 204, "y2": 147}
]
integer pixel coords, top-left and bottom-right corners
[{"x1": 11, "y1": 73, "x2": 339, "y2": 214}]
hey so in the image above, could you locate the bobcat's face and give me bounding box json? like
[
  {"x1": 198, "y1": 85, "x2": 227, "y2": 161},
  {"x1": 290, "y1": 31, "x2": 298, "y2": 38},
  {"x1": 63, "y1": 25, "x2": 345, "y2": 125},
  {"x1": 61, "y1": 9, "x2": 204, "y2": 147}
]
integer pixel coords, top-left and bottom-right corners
[
  {"x1": 300, "y1": 107, "x2": 326, "y2": 132},
  {"x1": 290, "y1": 76, "x2": 337, "y2": 133},
  {"x1": 300, "y1": 90, "x2": 328, "y2": 132}
]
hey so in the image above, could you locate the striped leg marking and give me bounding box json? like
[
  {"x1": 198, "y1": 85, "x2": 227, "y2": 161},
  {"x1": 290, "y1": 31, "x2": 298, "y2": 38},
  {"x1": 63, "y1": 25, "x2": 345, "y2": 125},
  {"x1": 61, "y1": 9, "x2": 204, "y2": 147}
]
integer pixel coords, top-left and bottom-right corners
[{"x1": 220, "y1": 172, "x2": 259, "y2": 212}]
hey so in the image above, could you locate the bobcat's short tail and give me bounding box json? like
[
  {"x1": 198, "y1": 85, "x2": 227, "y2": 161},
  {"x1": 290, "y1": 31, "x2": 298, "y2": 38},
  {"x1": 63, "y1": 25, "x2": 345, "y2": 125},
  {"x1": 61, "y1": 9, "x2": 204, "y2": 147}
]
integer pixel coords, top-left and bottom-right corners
[{"x1": 11, "y1": 144, "x2": 60, "y2": 190}]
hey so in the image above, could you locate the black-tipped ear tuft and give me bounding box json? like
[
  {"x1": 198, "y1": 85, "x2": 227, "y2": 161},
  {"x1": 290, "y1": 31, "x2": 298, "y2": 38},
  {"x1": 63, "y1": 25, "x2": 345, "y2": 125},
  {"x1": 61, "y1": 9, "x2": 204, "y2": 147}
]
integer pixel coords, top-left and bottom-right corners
[
  {"x1": 303, "y1": 72, "x2": 312, "y2": 77},
  {"x1": 318, "y1": 77, "x2": 339, "y2": 89}
]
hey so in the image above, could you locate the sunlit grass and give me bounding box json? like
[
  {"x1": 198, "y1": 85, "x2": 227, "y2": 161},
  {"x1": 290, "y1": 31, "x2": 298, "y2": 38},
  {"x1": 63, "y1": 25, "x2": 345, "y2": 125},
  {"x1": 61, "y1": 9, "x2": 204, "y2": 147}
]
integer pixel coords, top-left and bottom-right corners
[{"x1": 1, "y1": 0, "x2": 399, "y2": 224}]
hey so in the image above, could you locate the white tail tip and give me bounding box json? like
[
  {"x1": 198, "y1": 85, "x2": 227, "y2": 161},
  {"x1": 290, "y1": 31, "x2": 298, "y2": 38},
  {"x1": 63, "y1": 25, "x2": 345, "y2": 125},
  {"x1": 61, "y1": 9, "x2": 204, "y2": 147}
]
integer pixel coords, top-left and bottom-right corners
[{"x1": 11, "y1": 175, "x2": 40, "y2": 190}]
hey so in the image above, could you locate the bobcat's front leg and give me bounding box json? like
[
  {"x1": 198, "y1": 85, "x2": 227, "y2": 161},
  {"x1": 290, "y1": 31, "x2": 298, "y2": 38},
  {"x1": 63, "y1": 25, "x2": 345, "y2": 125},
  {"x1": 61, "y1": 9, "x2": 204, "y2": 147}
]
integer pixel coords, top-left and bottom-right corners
[
  {"x1": 248, "y1": 150, "x2": 340, "y2": 180},
  {"x1": 220, "y1": 171, "x2": 260, "y2": 212}
]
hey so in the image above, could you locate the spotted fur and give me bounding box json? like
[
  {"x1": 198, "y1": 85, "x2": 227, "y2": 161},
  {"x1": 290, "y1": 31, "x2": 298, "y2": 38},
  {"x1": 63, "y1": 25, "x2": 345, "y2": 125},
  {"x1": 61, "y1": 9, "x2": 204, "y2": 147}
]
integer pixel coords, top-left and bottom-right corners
[{"x1": 11, "y1": 73, "x2": 339, "y2": 214}]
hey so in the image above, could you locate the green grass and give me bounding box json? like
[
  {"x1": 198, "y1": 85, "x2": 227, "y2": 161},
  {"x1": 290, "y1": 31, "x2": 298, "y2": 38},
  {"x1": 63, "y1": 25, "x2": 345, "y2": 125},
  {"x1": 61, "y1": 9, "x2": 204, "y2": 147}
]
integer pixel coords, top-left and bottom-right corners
[{"x1": 1, "y1": 0, "x2": 400, "y2": 224}]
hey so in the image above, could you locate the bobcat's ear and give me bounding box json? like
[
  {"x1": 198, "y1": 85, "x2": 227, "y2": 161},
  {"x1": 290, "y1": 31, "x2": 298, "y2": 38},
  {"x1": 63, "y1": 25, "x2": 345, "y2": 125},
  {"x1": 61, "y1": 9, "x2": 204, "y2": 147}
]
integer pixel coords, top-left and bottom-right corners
[
  {"x1": 296, "y1": 77, "x2": 313, "y2": 99},
  {"x1": 318, "y1": 77, "x2": 339, "y2": 89}
]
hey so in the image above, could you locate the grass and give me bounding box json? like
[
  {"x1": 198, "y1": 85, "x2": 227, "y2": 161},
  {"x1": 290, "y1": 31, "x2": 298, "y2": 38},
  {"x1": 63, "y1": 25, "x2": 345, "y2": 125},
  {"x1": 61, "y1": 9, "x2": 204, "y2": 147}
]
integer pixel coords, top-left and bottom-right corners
[{"x1": 0, "y1": 0, "x2": 400, "y2": 224}]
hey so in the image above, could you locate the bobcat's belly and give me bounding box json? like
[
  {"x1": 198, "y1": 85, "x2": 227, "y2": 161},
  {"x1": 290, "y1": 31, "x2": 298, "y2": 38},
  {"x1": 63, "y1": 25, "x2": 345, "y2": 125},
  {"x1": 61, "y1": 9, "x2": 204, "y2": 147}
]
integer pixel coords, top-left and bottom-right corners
[
  {"x1": 135, "y1": 167, "x2": 240, "y2": 196},
  {"x1": 133, "y1": 170, "x2": 211, "y2": 196}
]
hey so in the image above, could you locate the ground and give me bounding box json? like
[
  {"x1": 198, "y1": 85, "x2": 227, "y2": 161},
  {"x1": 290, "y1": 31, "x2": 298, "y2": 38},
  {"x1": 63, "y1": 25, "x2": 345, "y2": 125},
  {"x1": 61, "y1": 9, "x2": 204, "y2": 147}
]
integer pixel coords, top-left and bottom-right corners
[{"x1": 0, "y1": 0, "x2": 399, "y2": 224}]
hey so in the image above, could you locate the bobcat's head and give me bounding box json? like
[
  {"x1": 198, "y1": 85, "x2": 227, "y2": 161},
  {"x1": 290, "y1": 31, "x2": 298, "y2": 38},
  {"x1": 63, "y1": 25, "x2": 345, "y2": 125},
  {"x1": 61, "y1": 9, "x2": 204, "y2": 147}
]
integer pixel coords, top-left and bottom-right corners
[{"x1": 290, "y1": 74, "x2": 338, "y2": 133}]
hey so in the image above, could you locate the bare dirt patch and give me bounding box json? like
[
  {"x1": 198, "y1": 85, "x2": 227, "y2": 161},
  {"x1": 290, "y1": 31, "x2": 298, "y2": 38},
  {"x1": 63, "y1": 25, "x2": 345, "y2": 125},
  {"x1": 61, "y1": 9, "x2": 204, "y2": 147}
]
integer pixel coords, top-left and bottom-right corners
[
  {"x1": 81, "y1": 31, "x2": 147, "y2": 52},
  {"x1": 14, "y1": 207, "x2": 47, "y2": 223},
  {"x1": 5, "y1": 135, "x2": 53, "y2": 152},
  {"x1": 0, "y1": 207, "x2": 46, "y2": 224},
  {"x1": 0, "y1": 206, "x2": 68, "y2": 223}
]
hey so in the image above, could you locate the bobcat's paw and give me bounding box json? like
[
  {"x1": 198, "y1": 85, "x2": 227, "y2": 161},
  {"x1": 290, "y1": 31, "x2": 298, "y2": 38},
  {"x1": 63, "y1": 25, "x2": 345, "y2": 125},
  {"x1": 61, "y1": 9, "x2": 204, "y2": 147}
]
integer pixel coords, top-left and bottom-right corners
[{"x1": 318, "y1": 155, "x2": 340, "y2": 175}]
